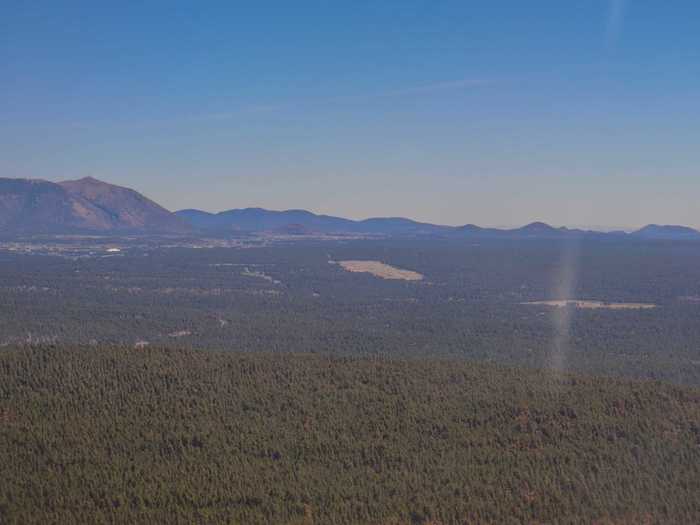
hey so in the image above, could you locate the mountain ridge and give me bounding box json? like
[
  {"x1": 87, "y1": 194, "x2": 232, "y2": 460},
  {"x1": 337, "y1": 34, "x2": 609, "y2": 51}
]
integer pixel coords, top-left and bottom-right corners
[
  {"x1": 175, "y1": 206, "x2": 700, "y2": 240},
  {"x1": 1, "y1": 177, "x2": 698, "y2": 239}
]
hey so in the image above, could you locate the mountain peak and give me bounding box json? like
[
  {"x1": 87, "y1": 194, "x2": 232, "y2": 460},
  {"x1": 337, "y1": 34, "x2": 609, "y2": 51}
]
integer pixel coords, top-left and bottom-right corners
[
  {"x1": 518, "y1": 222, "x2": 558, "y2": 232},
  {"x1": 0, "y1": 177, "x2": 189, "y2": 234},
  {"x1": 60, "y1": 176, "x2": 117, "y2": 190},
  {"x1": 78, "y1": 176, "x2": 102, "y2": 183},
  {"x1": 633, "y1": 224, "x2": 700, "y2": 239}
]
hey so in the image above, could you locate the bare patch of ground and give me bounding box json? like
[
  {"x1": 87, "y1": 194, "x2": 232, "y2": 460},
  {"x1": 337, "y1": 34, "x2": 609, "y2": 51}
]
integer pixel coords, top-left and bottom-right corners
[
  {"x1": 1, "y1": 334, "x2": 59, "y2": 346},
  {"x1": 241, "y1": 267, "x2": 281, "y2": 285},
  {"x1": 523, "y1": 300, "x2": 656, "y2": 310},
  {"x1": 248, "y1": 289, "x2": 281, "y2": 296},
  {"x1": 1, "y1": 286, "x2": 56, "y2": 294},
  {"x1": 106, "y1": 286, "x2": 226, "y2": 296},
  {"x1": 336, "y1": 260, "x2": 423, "y2": 281}
]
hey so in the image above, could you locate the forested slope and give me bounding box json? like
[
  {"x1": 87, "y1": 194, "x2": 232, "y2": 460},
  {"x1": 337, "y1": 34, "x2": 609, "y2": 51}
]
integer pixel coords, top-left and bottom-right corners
[{"x1": 1, "y1": 347, "x2": 698, "y2": 524}]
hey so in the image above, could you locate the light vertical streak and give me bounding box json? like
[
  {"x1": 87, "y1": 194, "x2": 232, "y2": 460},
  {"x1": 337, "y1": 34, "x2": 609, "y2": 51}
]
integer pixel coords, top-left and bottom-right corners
[{"x1": 548, "y1": 240, "x2": 581, "y2": 375}]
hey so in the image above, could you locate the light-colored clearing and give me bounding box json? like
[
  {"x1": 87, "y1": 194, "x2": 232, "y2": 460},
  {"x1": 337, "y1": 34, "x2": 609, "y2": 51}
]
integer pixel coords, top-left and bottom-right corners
[
  {"x1": 338, "y1": 260, "x2": 423, "y2": 281},
  {"x1": 241, "y1": 267, "x2": 281, "y2": 285},
  {"x1": 523, "y1": 300, "x2": 656, "y2": 310}
]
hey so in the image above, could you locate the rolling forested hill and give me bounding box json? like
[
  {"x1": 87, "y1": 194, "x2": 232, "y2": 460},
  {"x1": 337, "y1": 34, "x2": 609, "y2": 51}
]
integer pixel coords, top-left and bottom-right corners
[{"x1": 1, "y1": 346, "x2": 698, "y2": 524}]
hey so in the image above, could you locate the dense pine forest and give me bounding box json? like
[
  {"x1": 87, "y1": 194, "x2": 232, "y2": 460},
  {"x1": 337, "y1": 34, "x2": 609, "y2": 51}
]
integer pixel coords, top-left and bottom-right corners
[{"x1": 1, "y1": 346, "x2": 699, "y2": 523}]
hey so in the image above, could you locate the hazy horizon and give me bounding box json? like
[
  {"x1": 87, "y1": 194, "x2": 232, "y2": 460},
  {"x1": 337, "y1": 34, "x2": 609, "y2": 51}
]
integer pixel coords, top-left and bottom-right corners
[
  {"x1": 7, "y1": 174, "x2": 681, "y2": 232},
  {"x1": 2, "y1": 1, "x2": 698, "y2": 229}
]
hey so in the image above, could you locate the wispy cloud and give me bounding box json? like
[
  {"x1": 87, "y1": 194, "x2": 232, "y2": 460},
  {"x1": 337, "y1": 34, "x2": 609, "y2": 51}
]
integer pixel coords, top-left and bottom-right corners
[
  {"x1": 2, "y1": 77, "x2": 489, "y2": 130},
  {"x1": 606, "y1": 0, "x2": 628, "y2": 46},
  {"x1": 338, "y1": 78, "x2": 490, "y2": 101},
  {"x1": 158, "y1": 78, "x2": 490, "y2": 123}
]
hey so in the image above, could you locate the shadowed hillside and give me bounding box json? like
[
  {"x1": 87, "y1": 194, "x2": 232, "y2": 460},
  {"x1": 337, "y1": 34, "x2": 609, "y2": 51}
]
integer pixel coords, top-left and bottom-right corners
[{"x1": 0, "y1": 177, "x2": 189, "y2": 234}]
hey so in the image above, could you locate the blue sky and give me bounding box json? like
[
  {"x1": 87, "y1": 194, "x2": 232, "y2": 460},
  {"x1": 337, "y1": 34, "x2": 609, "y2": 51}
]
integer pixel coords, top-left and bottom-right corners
[{"x1": 1, "y1": 1, "x2": 699, "y2": 228}]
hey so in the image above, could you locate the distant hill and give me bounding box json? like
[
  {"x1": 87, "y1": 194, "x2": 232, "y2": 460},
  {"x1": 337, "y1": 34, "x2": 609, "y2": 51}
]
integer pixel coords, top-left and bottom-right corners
[
  {"x1": 175, "y1": 208, "x2": 457, "y2": 235},
  {"x1": 632, "y1": 224, "x2": 700, "y2": 240},
  {"x1": 513, "y1": 221, "x2": 566, "y2": 236},
  {"x1": 356, "y1": 217, "x2": 448, "y2": 235},
  {"x1": 0, "y1": 177, "x2": 189, "y2": 234},
  {"x1": 177, "y1": 207, "x2": 357, "y2": 233},
  {"x1": 176, "y1": 208, "x2": 617, "y2": 239}
]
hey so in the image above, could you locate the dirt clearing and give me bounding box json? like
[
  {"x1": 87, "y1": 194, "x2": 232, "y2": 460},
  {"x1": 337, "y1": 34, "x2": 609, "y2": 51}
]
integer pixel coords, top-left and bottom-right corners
[
  {"x1": 337, "y1": 260, "x2": 423, "y2": 281},
  {"x1": 523, "y1": 300, "x2": 656, "y2": 310}
]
